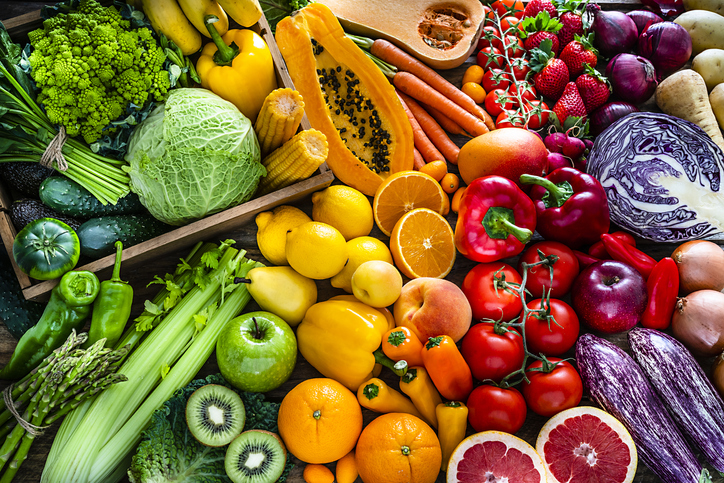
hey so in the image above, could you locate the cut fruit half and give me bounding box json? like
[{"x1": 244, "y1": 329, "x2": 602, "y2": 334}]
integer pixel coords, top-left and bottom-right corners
[
  {"x1": 225, "y1": 429, "x2": 287, "y2": 483},
  {"x1": 536, "y1": 406, "x2": 637, "y2": 483},
  {"x1": 185, "y1": 384, "x2": 246, "y2": 447},
  {"x1": 390, "y1": 207, "x2": 456, "y2": 279},
  {"x1": 447, "y1": 431, "x2": 546, "y2": 483}
]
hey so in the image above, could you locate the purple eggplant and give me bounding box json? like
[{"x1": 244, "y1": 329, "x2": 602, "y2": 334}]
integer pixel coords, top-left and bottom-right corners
[
  {"x1": 575, "y1": 333, "x2": 705, "y2": 483},
  {"x1": 629, "y1": 327, "x2": 724, "y2": 472}
]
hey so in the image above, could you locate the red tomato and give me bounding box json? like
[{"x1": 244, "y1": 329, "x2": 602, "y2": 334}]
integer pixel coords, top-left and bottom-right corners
[
  {"x1": 508, "y1": 81, "x2": 537, "y2": 103},
  {"x1": 483, "y1": 5, "x2": 495, "y2": 25},
  {"x1": 496, "y1": 109, "x2": 526, "y2": 129},
  {"x1": 482, "y1": 68, "x2": 512, "y2": 92},
  {"x1": 491, "y1": 0, "x2": 524, "y2": 19},
  {"x1": 503, "y1": 35, "x2": 525, "y2": 58},
  {"x1": 461, "y1": 323, "x2": 525, "y2": 382},
  {"x1": 509, "y1": 57, "x2": 531, "y2": 79},
  {"x1": 522, "y1": 358, "x2": 583, "y2": 417},
  {"x1": 525, "y1": 100, "x2": 550, "y2": 130},
  {"x1": 462, "y1": 262, "x2": 524, "y2": 322},
  {"x1": 484, "y1": 89, "x2": 515, "y2": 117},
  {"x1": 523, "y1": 298, "x2": 580, "y2": 356},
  {"x1": 477, "y1": 47, "x2": 505, "y2": 70},
  {"x1": 468, "y1": 385, "x2": 527, "y2": 433},
  {"x1": 517, "y1": 241, "x2": 580, "y2": 298},
  {"x1": 501, "y1": 16, "x2": 522, "y2": 32},
  {"x1": 478, "y1": 26, "x2": 502, "y2": 51}
]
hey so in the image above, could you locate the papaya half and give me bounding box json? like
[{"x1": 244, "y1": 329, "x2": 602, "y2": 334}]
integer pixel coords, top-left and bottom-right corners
[{"x1": 275, "y1": 3, "x2": 414, "y2": 196}]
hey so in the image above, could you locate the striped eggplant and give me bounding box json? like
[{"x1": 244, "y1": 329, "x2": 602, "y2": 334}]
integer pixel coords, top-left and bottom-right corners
[
  {"x1": 629, "y1": 327, "x2": 724, "y2": 472},
  {"x1": 575, "y1": 333, "x2": 707, "y2": 483}
]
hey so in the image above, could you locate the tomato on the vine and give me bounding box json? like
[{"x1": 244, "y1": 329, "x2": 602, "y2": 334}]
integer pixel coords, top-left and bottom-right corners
[
  {"x1": 518, "y1": 241, "x2": 580, "y2": 298},
  {"x1": 508, "y1": 81, "x2": 537, "y2": 103},
  {"x1": 525, "y1": 100, "x2": 550, "y2": 130},
  {"x1": 522, "y1": 358, "x2": 583, "y2": 417},
  {"x1": 478, "y1": 26, "x2": 502, "y2": 51},
  {"x1": 509, "y1": 57, "x2": 531, "y2": 80},
  {"x1": 462, "y1": 262, "x2": 523, "y2": 322},
  {"x1": 477, "y1": 46, "x2": 505, "y2": 69},
  {"x1": 467, "y1": 385, "x2": 527, "y2": 433},
  {"x1": 500, "y1": 16, "x2": 522, "y2": 32},
  {"x1": 485, "y1": 89, "x2": 515, "y2": 117},
  {"x1": 496, "y1": 109, "x2": 526, "y2": 129},
  {"x1": 523, "y1": 298, "x2": 580, "y2": 356},
  {"x1": 491, "y1": 0, "x2": 524, "y2": 19},
  {"x1": 503, "y1": 35, "x2": 525, "y2": 58},
  {"x1": 483, "y1": 5, "x2": 495, "y2": 25},
  {"x1": 482, "y1": 68, "x2": 512, "y2": 92},
  {"x1": 461, "y1": 323, "x2": 525, "y2": 382}
]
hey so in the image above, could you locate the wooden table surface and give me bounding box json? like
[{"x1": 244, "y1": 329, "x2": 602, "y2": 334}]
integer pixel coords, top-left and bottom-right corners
[{"x1": 2, "y1": 1, "x2": 724, "y2": 482}]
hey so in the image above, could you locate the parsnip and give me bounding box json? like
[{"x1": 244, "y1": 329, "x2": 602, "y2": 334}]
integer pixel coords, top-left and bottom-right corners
[
  {"x1": 656, "y1": 69, "x2": 724, "y2": 152},
  {"x1": 711, "y1": 83, "x2": 724, "y2": 132}
]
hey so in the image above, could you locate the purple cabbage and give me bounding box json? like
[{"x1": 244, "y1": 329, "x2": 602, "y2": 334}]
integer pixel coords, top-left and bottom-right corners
[{"x1": 586, "y1": 112, "x2": 724, "y2": 242}]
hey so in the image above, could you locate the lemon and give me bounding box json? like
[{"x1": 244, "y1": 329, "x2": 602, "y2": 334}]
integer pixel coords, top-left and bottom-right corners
[
  {"x1": 286, "y1": 222, "x2": 348, "y2": 279},
  {"x1": 256, "y1": 205, "x2": 312, "y2": 266},
  {"x1": 311, "y1": 186, "x2": 374, "y2": 240},
  {"x1": 331, "y1": 236, "x2": 393, "y2": 293}
]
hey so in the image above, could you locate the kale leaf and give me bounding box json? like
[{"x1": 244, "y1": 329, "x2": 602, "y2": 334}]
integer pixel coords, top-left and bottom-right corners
[{"x1": 260, "y1": 0, "x2": 310, "y2": 33}]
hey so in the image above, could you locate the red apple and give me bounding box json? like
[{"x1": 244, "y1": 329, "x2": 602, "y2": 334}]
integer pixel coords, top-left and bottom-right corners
[
  {"x1": 393, "y1": 278, "x2": 472, "y2": 343},
  {"x1": 571, "y1": 260, "x2": 647, "y2": 334}
]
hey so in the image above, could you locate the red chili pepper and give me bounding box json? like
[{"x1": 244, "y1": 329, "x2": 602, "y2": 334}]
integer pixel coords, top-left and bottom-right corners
[
  {"x1": 454, "y1": 175, "x2": 537, "y2": 263},
  {"x1": 641, "y1": 257, "x2": 679, "y2": 330},
  {"x1": 573, "y1": 250, "x2": 600, "y2": 269},
  {"x1": 588, "y1": 231, "x2": 636, "y2": 259},
  {"x1": 600, "y1": 233, "x2": 656, "y2": 280}
]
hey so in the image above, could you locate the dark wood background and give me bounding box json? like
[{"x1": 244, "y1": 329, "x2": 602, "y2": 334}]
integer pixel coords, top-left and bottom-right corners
[{"x1": 1, "y1": 1, "x2": 723, "y2": 482}]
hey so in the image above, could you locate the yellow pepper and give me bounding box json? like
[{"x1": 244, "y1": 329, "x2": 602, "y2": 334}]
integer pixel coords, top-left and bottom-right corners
[
  {"x1": 196, "y1": 15, "x2": 277, "y2": 122},
  {"x1": 357, "y1": 378, "x2": 423, "y2": 419},
  {"x1": 436, "y1": 401, "x2": 469, "y2": 472},
  {"x1": 297, "y1": 298, "x2": 404, "y2": 391},
  {"x1": 400, "y1": 367, "x2": 442, "y2": 429}
]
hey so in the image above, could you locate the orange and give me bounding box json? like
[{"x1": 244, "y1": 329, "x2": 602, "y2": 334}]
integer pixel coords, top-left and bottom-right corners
[
  {"x1": 441, "y1": 173, "x2": 460, "y2": 194},
  {"x1": 390, "y1": 208, "x2": 456, "y2": 279},
  {"x1": 457, "y1": 127, "x2": 547, "y2": 186},
  {"x1": 355, "y1": 413, "x2": 441, "y2": 483},
  {"x1": 419, "y1": 160, "x2": 447, "y2": 181},
  {"x1": 373, "y1": 171, "x2": 447, "y2": 237},
  {"x1": 278, "y1": 378, "x2": 363, "y2": 464}
]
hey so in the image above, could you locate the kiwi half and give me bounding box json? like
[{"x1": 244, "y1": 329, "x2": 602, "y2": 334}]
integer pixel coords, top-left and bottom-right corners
[
  {"x1": 185, "y1": 384, "x2": 246, "y2": 447},
  {"x1": 225, "y1": 430, "x2": 287, "y2": 483}
]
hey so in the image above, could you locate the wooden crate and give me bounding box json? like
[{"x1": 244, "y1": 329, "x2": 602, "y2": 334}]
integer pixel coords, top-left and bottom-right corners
[{"x1": 0, "y1": 7, "x2": 335, "y2": 302}]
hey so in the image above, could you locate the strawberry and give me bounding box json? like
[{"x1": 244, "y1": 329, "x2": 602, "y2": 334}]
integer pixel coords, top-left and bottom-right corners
[
  {"x1": 553, "y1": 82, "x2": 587, "y2": 124},
  {"x1": 559, "y1": 34, "x2": 598, "y2": 77},
  {"x1": 519, "y1": 11, "x2": 563, "y2": 54},
  {"x1": 529, "y1": 38, "x2": 570, "y2": 99},
  {"x1": 523, "y1": 0, "x2": 557, "y2": 19},
  {"x1": 524, "y1": 32, "x2": 560, "y2": 55},
  {"x1": 557, "y1": 12, "x2": 584, "y2": 49},
  {"x1": 575, "y1": 64, "x2": 611, "y2": 112}
]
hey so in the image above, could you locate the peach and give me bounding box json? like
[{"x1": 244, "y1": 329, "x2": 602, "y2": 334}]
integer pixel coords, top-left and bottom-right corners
[{"x1": 393, "y1": 278, "x2": 472, "y2": 343}]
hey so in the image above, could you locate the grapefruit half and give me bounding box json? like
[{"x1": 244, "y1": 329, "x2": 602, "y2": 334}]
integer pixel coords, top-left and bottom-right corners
[
  {"x1": 536, "y1": 406, "x2": 637, "y2": 483},
  {"x1": 447, "y1": 431, "x2": 546, "y2": 483}
]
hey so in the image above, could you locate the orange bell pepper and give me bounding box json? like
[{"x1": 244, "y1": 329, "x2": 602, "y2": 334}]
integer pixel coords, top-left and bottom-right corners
[
  {"x1": 381, "y1": 327, "x2": 424, "y2": 367},
  {"x1": 421, "y1": 335, "x2": 473, "y2": 401}
]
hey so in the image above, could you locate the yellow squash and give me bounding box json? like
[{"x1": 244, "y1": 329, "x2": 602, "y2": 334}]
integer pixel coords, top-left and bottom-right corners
[
  {"x1": 217, "y1": 0, "x2": 263, "y2": 27},
  {"x1": 142, "y1": 0, "x2": 202, "y2": 55},
  {"x1": 177, "y1": 0, "x2": 229, "y2": 37}
]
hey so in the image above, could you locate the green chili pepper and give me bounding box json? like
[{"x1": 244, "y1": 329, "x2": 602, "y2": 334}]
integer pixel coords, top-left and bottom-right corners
[
  {"x1": 0, "y1": 270, "x2": 100, "y2": 380},
  {"x1": 87, "y1": 241, "x2": 133, "y2": 349}
]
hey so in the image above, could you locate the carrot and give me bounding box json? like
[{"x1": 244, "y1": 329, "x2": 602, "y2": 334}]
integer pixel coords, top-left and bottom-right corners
[
  {"x1": 394, "y1": 72, "x2": 489, "y2": 137},
  {"x1": 399, "y1": 91, "x2": 460, "y2": 165},
  {"x1": 397, "y1": 91, "x2": 445, "y2": 164},
  {"x1": 413, "y1": 148, "x2": 425, "y2": 170},
  {"x1": 424, "y1": 104, "x2": 471, "y2": 137}
]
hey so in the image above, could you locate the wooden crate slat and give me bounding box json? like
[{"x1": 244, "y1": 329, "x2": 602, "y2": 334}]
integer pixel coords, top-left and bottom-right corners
[{"x1": 0, "y1": 211, "x2": 31, "y2": 289}]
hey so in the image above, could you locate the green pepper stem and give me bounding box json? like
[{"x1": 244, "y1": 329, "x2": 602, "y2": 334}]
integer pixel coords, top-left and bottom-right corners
[
  {"x1": 205, "y1": 15, "x2": 239, "y2": 66},
  {"x1": 519, "y1": 174, "x2": 573, "y2": 208},
  {"x1": 374, "y1": 348, "x2": 407, "y2": 377},
  {"x1": 499, "y1": 217, "x2": 533, "y2": 243},
  {"x1": 111, "y1": 241, "x2": 124, "y2": 283}
]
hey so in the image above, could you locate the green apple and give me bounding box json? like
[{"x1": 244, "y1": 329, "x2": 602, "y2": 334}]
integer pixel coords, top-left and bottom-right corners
[
  {"x1": 351, "y1": 260, "x2": 403, "y2": 308},
  {"x1": 216, "y1": 311, "x2": 297, "y2": 393}
]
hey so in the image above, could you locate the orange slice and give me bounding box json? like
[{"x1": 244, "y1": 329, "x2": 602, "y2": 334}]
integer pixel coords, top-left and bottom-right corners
[
  {"x1": 373, "y1": 171, "x2": 447, "y2": 237},
  {"x1": 390, "y1": 207, "x2": 456, "y2": 279}
]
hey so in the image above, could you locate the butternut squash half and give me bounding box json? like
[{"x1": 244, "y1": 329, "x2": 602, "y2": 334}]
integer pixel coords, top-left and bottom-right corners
[{"x1": 275, "y1": 3, "x2": 414, "y2": 196}]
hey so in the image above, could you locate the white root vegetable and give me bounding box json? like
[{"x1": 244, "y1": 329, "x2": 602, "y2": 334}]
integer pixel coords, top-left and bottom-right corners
[
  {"x1": 683, "y1": 0, "x2": 724, "y2": 15},
  {"x1": 675, "y1": 10, "x2": 724, "y2": 55},
  {"x1": 711, "y1": 83, "x2": 724, "y2": 131},
  {"x1": 692, "y1": 49, "x2": 724, "y2": 91},
  {"x1": 656, "y1": 69, "x2": 724, "y2": 153}
]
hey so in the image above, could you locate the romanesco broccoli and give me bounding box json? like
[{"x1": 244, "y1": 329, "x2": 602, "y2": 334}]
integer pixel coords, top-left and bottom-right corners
[{"x1": 27, "y1": 0, "x2": 171, "y2": 144}]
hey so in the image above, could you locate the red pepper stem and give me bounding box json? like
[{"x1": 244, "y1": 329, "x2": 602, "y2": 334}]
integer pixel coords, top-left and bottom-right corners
[
  {"x1": 204, "y1": 15, "x2": 239, "y2": 66},
  {"x1": 497, "y1": 217, "x2": 533, "y2": 243},
  {"x1": 110, "y1": 241, "x2": 124, "y2": 283},
  {"x1": 519, "y1": 174, "x2": 572, "y2": 208}
]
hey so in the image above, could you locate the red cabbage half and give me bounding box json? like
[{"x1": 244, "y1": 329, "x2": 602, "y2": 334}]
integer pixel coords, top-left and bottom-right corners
[{"x1": 587, "y1": 112, "x2": 724, "y2": 242}]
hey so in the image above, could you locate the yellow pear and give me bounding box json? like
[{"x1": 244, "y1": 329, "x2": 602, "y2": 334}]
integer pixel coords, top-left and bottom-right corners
[{"x1": 243, "y1": 266, "x2": 317, "y2": 326}]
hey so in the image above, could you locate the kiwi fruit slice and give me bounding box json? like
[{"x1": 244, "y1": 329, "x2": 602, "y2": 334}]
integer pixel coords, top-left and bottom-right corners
[
  {"x1": 185, "y1": 384, "x2": 246, "y2": 447},
  {"x1": 225, "y1": 430, "x2": 287, "y2": 483}
]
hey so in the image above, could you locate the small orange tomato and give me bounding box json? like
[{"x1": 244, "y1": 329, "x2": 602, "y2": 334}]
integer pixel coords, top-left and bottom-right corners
[
  {"x1": 451, "y1": 187, "x2": 466, "y2": 213},
  {"x1": 462, "y1": 65, "x2": 485, "y2": 85},
  {"x1": 419, "y1": 160, "x2": 448, "y2": 182},
  {"x1": 441, "y1": 173, "x2": 460, "y2": 194},
  {"x1": 461, "y1": 82, "x2": 487, "y2": 104}
]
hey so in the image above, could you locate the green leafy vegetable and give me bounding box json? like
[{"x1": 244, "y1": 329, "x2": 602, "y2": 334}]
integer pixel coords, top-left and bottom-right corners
[{"x1": 260, "y1": 0, "x2": 310, "y2": 32}]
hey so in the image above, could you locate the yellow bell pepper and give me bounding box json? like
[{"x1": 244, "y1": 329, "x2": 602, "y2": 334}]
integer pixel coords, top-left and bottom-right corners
[
  {"x1": 297, "y1": 298, "x2": 405, "y2": 391},
  {"x1": 399, "y1": 366, "x2": 442, "y2": 429},
  {"x1": 436, "y1": 401, "x2": 469, "y2": 472},
  {"x1": 196, "y1": 15, "x2": 277, "y2": 121},
  {"x1": 357, "y1": 378, "x2": 423, "y2": 419}
]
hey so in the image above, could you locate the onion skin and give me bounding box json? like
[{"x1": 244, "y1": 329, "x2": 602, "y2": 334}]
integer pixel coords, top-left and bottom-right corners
[
  {"x1": 589, "y1": 101, "x2": 640, "y2": 135},
  {"x1": 627, "y1": 10, "x2": 664, "y2": 34},
  {"x1": 590, "y1": 5, "x2": 639, "y2": 58},
  {"x1": 637, "y1": 22, "x2": 693, "y2": 76},
  {"x1": 606, "y1": 54, "x2": 658, "y2": 105},
  {"x1": 672, "y1": 289, "x2": 724, "y2": 356},
  {"x1": 713, "y1": 352, "x2": 724, "y2": 399},
  {"x1": 672, "y1": 240, "x2": 724, "y2": 294}
]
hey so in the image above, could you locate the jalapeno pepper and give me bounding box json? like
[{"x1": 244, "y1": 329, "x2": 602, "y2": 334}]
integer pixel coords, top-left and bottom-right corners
[
  {"x1": 0, "y1": 270, "x2": 100, "y2": 380},
  {"x1": 87, "y1": 241, "x2": 133, "y2": 349},
  {"x1": 642, "y1": 257, "x2": 679, "y2": 330}
]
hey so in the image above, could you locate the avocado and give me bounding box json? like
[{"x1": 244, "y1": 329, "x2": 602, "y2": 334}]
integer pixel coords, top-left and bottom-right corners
[
  {"x1": 10, "y1": 198, "x2": 83, "y2": 232},
  {"x1": 0, "y1": 242, "x2": 45, "y2": 340},
  {"x1": 0, "y1": 162, "x2": 55, "y2": 197}
]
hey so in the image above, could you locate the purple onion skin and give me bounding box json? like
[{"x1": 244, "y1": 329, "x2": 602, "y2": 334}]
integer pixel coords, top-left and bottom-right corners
[
  {"x1": 641, "y1": 0, "x2": 685, "y2": 17},
  {"x1": 576, "y1": 334, "x2": 704, "y2": 483},
  {"x1": 606, "y1": 54, "x2": 658, "y2": 104},
  {"x1": 627, "y1": 9, "x2": 664, "y2": 34},
  {"x1": 590, "y1": 101, "x2": 640, "y2": 135},
  {"x1": 637, "y1": 22, "x2": 692, "y2": 76},
  {"x1": 590, "y1": 6, "x2": 639, "y2": 58},
  {"x1": 628, "y1": 328, "x2": 724, "y2": 472}
]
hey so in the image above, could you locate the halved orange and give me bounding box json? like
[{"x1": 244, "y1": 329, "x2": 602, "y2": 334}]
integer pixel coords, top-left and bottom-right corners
[
  {"x1": 373, "y1": 171, "x2": 447, "y2": 237},
  {"x1": 390, "y1": 208, "x2": 456, "y2": 279}
]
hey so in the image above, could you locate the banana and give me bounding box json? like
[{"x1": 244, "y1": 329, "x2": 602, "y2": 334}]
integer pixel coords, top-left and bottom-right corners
[
  {"x1": 216, "y1": 0, "x2": 263, "y2": 27},
  {"x1": 177, "y1": 0, "x2": 230, "y2": 37},
  {"x1": 142, "y1": 0, "x2": 202, "y2": 56}
]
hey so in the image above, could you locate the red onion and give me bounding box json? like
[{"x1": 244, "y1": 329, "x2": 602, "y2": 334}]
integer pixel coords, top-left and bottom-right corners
[
  {"x1": 588, "y1": 4, "x2": 639, "y2": 59},
  {"x1": 637, "y1": 22, "x2": 692, "y2": 76},
  {"x1": 640, "y1": 0, "x2": 684, "y2": 17},
  {"x1": 627, "y1": 10, "x2": 664, "y2": 34},
  {"x1": 589, "y1": 101, "x2": 640, "y2": 135},
  {"x1": 605, "y1": 54, "x2": 658, "y2": 104}
]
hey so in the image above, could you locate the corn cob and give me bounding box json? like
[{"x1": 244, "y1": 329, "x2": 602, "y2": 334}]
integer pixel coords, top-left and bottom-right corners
[
  {"x1": 254, "y1": 88, "x2": 305, "y2": 157},
  {"x1": 257, "y1": 129, "x2": 328, "y2": 196}
]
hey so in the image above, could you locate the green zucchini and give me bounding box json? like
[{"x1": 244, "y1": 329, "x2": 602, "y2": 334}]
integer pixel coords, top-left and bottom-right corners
[
  {"x1": 78, "y1": 214, "x2": 170, "y2": 259},
  {"x1": 0, "y1": 244, "x2": 45, "y2": 339},
  {"x1": 39, "y1": 177, "x2": 145, "y2": 218}
]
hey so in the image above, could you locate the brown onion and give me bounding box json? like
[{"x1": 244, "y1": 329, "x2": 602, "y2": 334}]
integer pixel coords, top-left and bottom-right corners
[
  {"x1": 672, "y1": 240, "x2": 724, "y2": 294},
  {"x1": 672, "y1": 289, "x2": 724, "y2": 356},
  {"x1": 713, "y1": 352, "x2": 724, "y2": 399}
]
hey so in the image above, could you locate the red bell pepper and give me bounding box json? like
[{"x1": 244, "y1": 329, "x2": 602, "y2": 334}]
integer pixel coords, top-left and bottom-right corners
[
  {"x1": 641, "y1": 257, "x2": 679, "y2": 330},
  {"x1": 454, "y1": 176, "x2": 536, "y2": 263},
  {"x1": 573, "y1": 250, "x2": 600, "y2": 269},
  {"x1": 519, "y1": 167, "x2": 610, "y2": 249},
  {"x1": 588, "y1": 231, "x2": 636, "y2": 259},
  {"x1": 600, "y1": 233, "x2": 656, "y2": 280}
]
